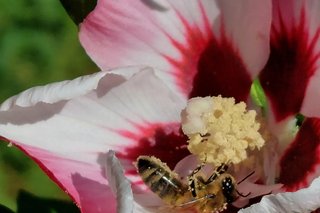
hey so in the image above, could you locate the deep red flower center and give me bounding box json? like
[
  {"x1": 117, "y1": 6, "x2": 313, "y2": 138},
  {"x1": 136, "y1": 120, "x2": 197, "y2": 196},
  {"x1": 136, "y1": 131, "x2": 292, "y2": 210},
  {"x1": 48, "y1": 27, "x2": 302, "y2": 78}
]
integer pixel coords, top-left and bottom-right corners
[
  {"x1": 259, "y1": 8, "x2": 320, "y2": 122},
  {"x1": 260, "y1": 6, "x2": 320, "y2": 191},
  {"x1": 117, "y1": 2, "x2": 253, "y2": 183},
  {"x1": 165, "y1": 2, "x2": 252, "y2": 102},
  {"x1": 117, "y1": 123, "x2": 189, "y2": 174},
  {"x1": 117, "y1": 3, "x2": 320, "y2": 199}
]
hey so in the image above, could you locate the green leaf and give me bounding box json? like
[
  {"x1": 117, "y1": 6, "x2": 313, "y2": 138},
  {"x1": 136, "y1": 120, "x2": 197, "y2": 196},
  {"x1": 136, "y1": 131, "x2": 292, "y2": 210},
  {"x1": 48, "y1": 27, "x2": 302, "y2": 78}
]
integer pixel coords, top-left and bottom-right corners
[
  {"x1": 16, "y1": 190, "x2": 80, "y2": 213},
  {"x1": 59, "y1": 0, "x2": 97, "y2": 25}
]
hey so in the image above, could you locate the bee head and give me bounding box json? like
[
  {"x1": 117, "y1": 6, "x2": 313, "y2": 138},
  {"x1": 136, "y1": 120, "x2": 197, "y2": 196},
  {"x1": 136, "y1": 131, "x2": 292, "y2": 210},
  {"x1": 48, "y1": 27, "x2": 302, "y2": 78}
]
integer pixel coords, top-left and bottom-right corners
[
  {"x1": 221, "y1": 176, "x2": 237, "y2": 204},
  {"x1": 136, "y1": 156, "x2": 152, "y2": 174}
]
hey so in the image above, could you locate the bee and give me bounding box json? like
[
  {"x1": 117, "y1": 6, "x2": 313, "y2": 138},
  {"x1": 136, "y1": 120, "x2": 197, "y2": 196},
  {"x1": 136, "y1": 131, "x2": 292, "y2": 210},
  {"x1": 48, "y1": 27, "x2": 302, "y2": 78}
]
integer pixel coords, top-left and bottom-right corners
[{"x1": 136, "y1": 156, "x2": 251, "y2": 213}]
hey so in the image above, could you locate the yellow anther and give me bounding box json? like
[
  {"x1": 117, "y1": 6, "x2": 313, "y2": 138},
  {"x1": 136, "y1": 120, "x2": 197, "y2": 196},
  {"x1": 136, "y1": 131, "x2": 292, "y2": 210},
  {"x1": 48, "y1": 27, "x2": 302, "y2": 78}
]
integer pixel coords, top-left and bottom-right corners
[{"x1": 181, "y1": 96, "x2": 265, "y2": 166}]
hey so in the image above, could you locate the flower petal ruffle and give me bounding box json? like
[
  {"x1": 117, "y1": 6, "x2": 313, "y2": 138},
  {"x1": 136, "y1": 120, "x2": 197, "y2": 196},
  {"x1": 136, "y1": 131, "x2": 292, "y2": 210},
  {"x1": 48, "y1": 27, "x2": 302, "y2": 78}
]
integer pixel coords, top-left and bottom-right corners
[
  {"x1": 0, "y1": 66, "x2": 186, "y2": 213},
  {"x1": 80, "y1": 0, "x2": 271, "y2": 101}
]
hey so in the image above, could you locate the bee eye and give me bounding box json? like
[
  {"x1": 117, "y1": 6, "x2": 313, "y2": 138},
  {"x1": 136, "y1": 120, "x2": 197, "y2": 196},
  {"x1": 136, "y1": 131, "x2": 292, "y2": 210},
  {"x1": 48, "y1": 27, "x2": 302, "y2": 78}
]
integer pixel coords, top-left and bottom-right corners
[
  {"x1": 137, "y1": 158, "x2": 151, "y2": 173},
  {"x1": 222, "y1": 177, "x2": 234, "y2": 192},
  {"x1": 221, "y1": 177, "x2": 236, "y2": 204}
]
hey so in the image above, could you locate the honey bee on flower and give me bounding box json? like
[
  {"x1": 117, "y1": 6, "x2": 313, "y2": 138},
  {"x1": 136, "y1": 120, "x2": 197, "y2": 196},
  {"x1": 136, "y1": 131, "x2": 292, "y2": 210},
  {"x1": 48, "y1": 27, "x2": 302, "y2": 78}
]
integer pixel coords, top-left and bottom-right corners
[
  {"x1": 2, "y1": 0, "x2": 320, "y2": 212},
  {"x1": 135, "y1": 96, "x2": 265, "y2": 212},
  {"x1": 136, "y1": 155, "x2": 256, "y2": 213}
]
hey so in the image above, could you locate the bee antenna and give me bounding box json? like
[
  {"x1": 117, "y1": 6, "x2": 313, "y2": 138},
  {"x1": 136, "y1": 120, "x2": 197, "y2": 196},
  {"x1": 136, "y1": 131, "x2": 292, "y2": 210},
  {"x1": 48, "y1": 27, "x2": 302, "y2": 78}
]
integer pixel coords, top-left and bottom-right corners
[
  {"x1": 237, "y1": 171, "x2": 255, "y2": 185},
  {"x1": 236, "y1": 189, "x2": 251, "y2": 197}
]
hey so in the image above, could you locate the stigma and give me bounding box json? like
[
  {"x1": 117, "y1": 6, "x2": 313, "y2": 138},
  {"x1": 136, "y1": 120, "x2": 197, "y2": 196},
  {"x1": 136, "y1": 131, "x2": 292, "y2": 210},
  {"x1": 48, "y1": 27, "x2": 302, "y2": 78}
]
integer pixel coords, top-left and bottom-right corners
[{"x1": 181, "y1": 96, "x2": 265, "y2": 166}]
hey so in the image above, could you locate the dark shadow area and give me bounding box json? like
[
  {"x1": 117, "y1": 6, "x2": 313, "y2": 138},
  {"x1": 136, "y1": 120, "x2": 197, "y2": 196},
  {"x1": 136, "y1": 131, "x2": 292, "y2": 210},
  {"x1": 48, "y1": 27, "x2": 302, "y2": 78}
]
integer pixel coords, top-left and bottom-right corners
[
  {"x1": 59, "y1": 0, "x2": 97, "y2": 25},
  {"x1": 140, "y1": 0, "x2": 168, "y2": 12},
  {"x1": 0, "y1": 100, "x2": 66, "y2": 125},
  {"x1": 0, "y1": 204, "x2": 14, "y2": 213},
  {"x1": 16, "y1": 190, "x2": 80, "y2": 213},
  {"x1": 96, "y1": 73, "x2": 127, "y2": 98}
]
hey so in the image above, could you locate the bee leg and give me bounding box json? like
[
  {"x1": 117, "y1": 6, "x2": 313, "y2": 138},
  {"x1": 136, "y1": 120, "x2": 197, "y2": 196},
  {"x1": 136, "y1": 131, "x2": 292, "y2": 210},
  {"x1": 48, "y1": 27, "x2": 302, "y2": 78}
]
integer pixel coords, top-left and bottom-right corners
[
  {"x1": 189, "y1": 162, "x2": 205, "y2": 177},
  {"x1": 205, "y1": 163, "x2": 229, "y2": 184},
  {"x1": 187, "y1": 154, "x2": 209, "y2": 197},
  {"x1": 188, "y1": 153, "x2": 208, "y2": 177},
  {"x1": 187, "y1": 160, "x2": 207, "y2": 197},
  {"x1": 188, "y1": 176, "x2": 197, "y2": 197}
]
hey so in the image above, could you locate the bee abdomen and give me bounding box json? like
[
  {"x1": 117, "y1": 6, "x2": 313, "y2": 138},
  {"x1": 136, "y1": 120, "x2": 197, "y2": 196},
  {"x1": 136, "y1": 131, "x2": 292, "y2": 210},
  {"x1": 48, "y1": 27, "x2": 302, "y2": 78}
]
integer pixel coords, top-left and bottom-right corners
[{"x1": 136, "y1": 156, "x2": 187, "y2": 203}]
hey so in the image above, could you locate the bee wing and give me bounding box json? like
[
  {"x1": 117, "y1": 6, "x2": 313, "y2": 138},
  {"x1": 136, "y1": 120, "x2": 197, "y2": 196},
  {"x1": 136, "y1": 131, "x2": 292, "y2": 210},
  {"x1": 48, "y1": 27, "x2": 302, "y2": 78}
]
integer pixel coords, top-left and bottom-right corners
[
  {"x1": 156, "y1": 205, "x2": 196, "y2": 213},
  {"x1": 160, "y1": 174, "x2": 188, "y2": 193},
  {"x1": 176, "y1": 194, "x2": 216, "y2": 208}
]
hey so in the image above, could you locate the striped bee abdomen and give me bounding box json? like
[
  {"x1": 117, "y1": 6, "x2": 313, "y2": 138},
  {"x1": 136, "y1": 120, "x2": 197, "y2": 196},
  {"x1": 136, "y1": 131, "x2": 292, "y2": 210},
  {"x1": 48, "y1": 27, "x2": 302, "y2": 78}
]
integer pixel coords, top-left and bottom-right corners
[{"x1": 136, "y1": 156, "x2": 187, "y2": 203}]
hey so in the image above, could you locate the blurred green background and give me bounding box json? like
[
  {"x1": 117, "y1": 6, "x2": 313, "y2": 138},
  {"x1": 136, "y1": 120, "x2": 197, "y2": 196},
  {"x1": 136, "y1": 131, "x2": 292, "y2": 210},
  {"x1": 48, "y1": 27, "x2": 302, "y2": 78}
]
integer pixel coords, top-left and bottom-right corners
[{"x1": 0, "y1": 0, "x2": 98, "y2": 211}]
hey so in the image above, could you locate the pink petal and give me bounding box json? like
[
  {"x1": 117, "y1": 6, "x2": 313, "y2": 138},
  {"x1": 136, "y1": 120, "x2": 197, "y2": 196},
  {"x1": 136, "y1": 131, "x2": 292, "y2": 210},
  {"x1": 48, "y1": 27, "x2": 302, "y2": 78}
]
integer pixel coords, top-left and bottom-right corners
[
  {"x1": 239, "y1": 176, "x2": 320, "y2": 213},
  {"x1": 259, "y1": 0, "x2": 320, "y2": 121},
  {"x1": 233, "y1": 181, "x2": 283, "y2": 208},
  {"x1": 279, "y1": 117, "x2": 320, "y2": 191},
  {"x1": 299, "y1": 1, "x2": 320, "y2": 118},
  {"x1": 12, "y1": 143, "x2": 116, "y2": 213},
  {"x1": 0, "y1": 66, "x2": 187, "y2": 213},
  {"x1": 173, "y1": 154, "x2": 200, "y2": 177},
  {"x1": 80, "y1": 0, "x2": 271, "y2": 101},
  {"x1": 189, "y1": 0, "x2": 271, "y2": 101}
]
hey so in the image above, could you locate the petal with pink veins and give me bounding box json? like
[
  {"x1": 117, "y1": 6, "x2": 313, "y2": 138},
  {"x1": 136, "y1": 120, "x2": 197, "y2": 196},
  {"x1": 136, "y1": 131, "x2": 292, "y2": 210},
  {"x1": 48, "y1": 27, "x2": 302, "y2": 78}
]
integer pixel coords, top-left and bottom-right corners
[
  {"x1": 279, "y1": 117, "x2": 320, "y2": 192},
  {"x1": 0, "y1": 66, "x2": 189, "y2": 213},
  {"x1": 259, "y1": 0, "x2": 320, "y2": 121},
  {"x1": 80, "y1": 0, "x2": 271, "y2": 101}
]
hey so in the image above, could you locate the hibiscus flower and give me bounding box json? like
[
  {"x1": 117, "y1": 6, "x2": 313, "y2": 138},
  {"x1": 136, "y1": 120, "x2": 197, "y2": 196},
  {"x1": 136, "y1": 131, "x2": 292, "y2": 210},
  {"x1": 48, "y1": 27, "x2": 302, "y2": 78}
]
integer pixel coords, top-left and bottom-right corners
[{"x1": 1, "y1": 0, "x2": 320, "y2": 212}]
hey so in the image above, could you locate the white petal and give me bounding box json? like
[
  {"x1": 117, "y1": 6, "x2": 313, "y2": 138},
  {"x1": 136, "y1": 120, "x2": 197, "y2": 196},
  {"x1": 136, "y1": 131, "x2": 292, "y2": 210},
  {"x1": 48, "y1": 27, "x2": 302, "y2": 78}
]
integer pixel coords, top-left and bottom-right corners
[
  {"x1": 106, "y1": 150, "x2": 155, "y2": 213},
  {"x1": 0, "y1": 66, "x2": 143, "y2": 110},
  {"x1": 0, "y1": 66, "x2": 185, "y2": 212},
  {"x1": 239, "y1": 176, "x2": 320, "y2": 213},
  {"x1": 214, "y1": 0, "x2": 272, "y2": 77},
  {"x1": 106, "y1": 150, "x2": 134, "y2": 213}
]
